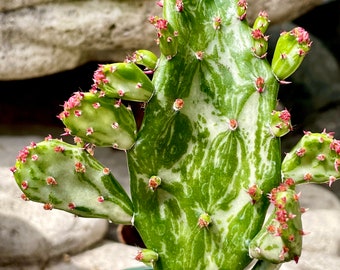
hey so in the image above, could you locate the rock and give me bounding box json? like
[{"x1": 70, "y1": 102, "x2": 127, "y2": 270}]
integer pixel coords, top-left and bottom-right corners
[
  {"x1": 0, "y1": 0, "x2": 332, "y2": 80},
  {"x1": 0, "y1": 166, "x2": 109, "y2": 267},
  {"x1": 0, "y1": 0, "x2": 160, "y2": 80},
  {"x1": 46, "y1": 241, "x2": 146, "y2": 270},
  {"x1": 247, "y1": 0, "x2": 329, "y2": 25}
]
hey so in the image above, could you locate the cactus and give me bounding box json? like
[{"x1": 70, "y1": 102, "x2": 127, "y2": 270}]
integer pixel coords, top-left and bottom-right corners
[{"x1": 10, "y1": 1, "x2": 340, "y2": 269}]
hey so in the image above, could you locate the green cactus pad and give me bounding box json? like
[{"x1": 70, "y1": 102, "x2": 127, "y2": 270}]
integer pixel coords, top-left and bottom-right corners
[
  {"x1": 59, "y1": 92, "x2": 137, "y2": 150},
  {"x1": 12, "y1": 139, "x2": 134, "y2": 224},
  {"x1": 92, "y1": 62, "x2": 154, "y2": 102},
  {"x1": 249, "y1": 183, "x2": 303, "y2": 264},
  {"x1": 271, "y1": 27, "x2": 312, "y2": 81},
  {"x1": 282, "y1": 131, "x2": 340, "y2": 185}
]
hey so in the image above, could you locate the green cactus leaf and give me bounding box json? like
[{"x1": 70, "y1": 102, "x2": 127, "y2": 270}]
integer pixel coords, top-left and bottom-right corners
[
  {"x1": 271, "y1": 27, "x2": 312, "y2": 81},
  {"x1": 59, "y1": 92, "x2": 137, "y2": 150},
  {"x1": 92, "y1": 62, "x2": 154, "y2": 102},
  {"x1": 282, "y1": 132, "x2": 340, "y2": 185},
  {"x1": 12, "y1": 139, "x2": 134, "y2": 224}
]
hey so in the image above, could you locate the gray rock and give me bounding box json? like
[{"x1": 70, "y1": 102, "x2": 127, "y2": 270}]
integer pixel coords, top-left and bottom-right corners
[
  {"x1": 247, "y1": 0, "x2": 329, "y2": 24},
  {"x1": 46, "y1": 241, "x2": 145, "y2": 270},
  {"x1": 0, "y1": 0, "x2": 160, "y2": 80}
]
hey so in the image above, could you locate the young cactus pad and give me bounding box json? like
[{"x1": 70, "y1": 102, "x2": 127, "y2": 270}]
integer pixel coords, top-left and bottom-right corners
[{"x1": 11, "y1": 0, "x2": 339, "y2": 269}]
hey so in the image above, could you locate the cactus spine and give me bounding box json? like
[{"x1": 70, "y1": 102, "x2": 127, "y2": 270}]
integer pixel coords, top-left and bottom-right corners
[{"x1": 11, "y1": 1, "x2": 339, "y2": 269}]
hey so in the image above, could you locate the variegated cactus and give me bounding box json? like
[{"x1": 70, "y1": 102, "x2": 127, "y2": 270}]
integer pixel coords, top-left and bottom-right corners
[{"x1": 10, "y1": 1, "x2": 340, "y2": 269}]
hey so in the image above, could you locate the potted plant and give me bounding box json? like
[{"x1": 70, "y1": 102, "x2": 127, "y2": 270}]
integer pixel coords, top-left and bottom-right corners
[{"x1": 10, "y1": 1, "x2": 340, "y2": 269}]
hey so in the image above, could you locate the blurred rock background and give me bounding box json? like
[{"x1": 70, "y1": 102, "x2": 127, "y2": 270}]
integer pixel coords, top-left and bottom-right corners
[{"x1": 1, "y1": 0, "x2": 340, "y2": 269}]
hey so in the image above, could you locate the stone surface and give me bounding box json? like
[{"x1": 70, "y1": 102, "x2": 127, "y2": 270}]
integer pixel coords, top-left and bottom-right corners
[
  {"x1": 0, "y1": 0, "x2": 160, "y2": 80},
  {"x1": 0, "y1": 0, "x2": 332, "y2": 80}
]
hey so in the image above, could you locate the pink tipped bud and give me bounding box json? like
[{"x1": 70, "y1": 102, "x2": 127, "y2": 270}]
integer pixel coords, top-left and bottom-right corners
[{"x1": 198, "y1": 212, "x2": 212, "y2": 228}]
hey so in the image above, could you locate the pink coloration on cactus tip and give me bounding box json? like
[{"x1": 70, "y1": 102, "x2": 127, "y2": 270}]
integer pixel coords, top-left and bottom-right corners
[
  {"x1": 86, "y1": 127, "x2": 94, "y2": 136},
  {"x1": 247, "y1": 184, "x2": 263, "y2": 204},
  {"x1": 303, "y1": 172, "x2": 313, "y2": 181},
  {"x1": 329, "y1": 176, "x2": 336, "y2": 187},
  {"x1": 213, "y1": 17, "x2": 222, "y2": 30},
  {"x1": 173, "y1": 98, "x2": 184, "y2": 111},
  {"x1": 316, "y1": 154, "x2": 326, "y2": 161},
  {"x1": 148, "y1": 176, "x2": 161, "y2": 191},
  {"x1": 21, "y1": 193, "x2": 29, "y2": 201},
  {"x1": 68, "y1": 202, "x2": 76, "y2": 210},
  {"x1": 295, "y1": 147, "x2": 306, "y2": 157},
  {"x1": 255, "y1": 77, "x2": 265, "y2": 93},
  {"x1": 228, "y1": 119, "x2": 238, "y2": 131},
  {"x1": 54, "y1": 145, "x2": 65, "y2": 153},
  {"x1": 103, "y1": 167, "x2": 110, "y2": 175},
  {"x1": 43, "y1": 203, "x2": 53, "y2": 210},
  {"x1": 300, "y1": 207, "x2": 309, "y2": 213},
  {"x1": 21, "y1": 180, "x2": 28, "y2": 190},
  {"x1": 75, "y1": 162, "x2": 86, "y2": 173},
  {"x1": 334, "y1": 159, "x2": 340, "y2": 172},
  {"x1": 293, "y1": 192, "x2": 301, "y2": 201},
  {"x1": 46, "y1": 176, "x2": 57, "y2": 185},
  {"x1": 74, "y1": 136, "x2": 83, "y2": 144},
  {"x1": 97, "y1": 196, "x2": 105, "y2": 203},
  {"x1": 175, "y1": 0, "x2": 184, "y2": 12},
  {"x1": 195, "y1": 51, "x2": 204, "y2": 60},
  {"x1": 198, "y1": 212, "x2": 211, "y2": 228},
  {"x1": 156, "y1": 1, "x2": 163, "y2": 8},
  {"x1": 117, "y1": 89, "x2": 125, "y2": 97}
]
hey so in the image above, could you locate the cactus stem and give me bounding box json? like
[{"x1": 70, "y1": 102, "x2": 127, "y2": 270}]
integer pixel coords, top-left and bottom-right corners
[
  {"x1": 300, "y1": 207, "x2": 309, "y2": 214},
  {"x1": 92, "y1": 102, "x2": 100, "y2": 109},
  {"x1": 111, "y1": 122, "x2": 119, "y2": 129},
  {"x1": 135, "y1": 249, "x2": 159, "y2": 265}
]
